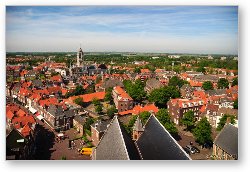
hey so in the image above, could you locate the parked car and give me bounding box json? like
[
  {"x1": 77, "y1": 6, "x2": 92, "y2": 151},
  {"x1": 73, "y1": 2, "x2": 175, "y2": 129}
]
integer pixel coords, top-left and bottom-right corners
[
  {"x1": 186, "y1": 145, "x2": 201, "y2": 154},
  {"x1": 183, "y1": 147, "x2": 191, "y2": 155},
  {"x1": 192, "y1": 146, "x2": 200, "y2": 153}
]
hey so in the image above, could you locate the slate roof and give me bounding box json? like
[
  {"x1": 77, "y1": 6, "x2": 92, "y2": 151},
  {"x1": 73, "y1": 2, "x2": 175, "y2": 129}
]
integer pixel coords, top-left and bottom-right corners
[
  {"x1": 92, "y1": 116, "x2": 140, "y2": 160},
  {"x1": 135, "y1": 115, "x2": 191, "y2": 160},
  {"x1": 146, "y1": 78, "x2": 163, "y2": 90},
  {"x1": 91, "y1": 120, "x2": 110, "y2": 133},
  {"x1": 214, "y1": 124, "x2": 238, "y2": 158},
  {"x1": 205, "y1": 89, "x2": 227, "y2": 96},
  {"x1": 102, "y1": 79, "x2": 124, "y2": 89}
]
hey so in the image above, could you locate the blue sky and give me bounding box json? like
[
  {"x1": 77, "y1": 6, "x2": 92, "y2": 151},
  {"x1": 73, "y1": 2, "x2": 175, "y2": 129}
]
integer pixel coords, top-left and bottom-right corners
[{"x1": 6, "y1": 6, "x2": 238, "y2": 54}]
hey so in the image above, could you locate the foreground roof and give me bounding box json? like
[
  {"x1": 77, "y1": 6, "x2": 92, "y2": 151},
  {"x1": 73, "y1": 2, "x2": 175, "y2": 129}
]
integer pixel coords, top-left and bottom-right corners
[
  {"x1": 92, "y1": 116, "x2": 140, "y2": 160},
  {"x1": 135, "y1": 115, "x2": 191, "y2": 160}
]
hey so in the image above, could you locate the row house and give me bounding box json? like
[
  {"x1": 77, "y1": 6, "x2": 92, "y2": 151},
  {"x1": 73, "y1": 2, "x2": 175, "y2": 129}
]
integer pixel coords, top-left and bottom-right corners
[
  {"x1": 112, "y1": 86, "x2": 134, "y2": 112},
  {"x1": 44, "y1": 104, "x2": 77, "y2": 132},
  {"x1": 167, "y1": 98, "x2": 204, "y2": 125}
]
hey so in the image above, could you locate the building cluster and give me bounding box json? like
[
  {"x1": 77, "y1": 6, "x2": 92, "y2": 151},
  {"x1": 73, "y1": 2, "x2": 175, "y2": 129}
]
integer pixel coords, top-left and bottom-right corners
[{"x1": 6, "y1": 48, "x2": 238, "y2": 160}]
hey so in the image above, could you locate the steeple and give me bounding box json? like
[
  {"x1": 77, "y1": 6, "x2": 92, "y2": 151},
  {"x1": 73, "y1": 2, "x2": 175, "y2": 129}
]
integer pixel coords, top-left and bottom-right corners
[
  {"x1": 132, "y1": 116, "x2": 144, "y2": 141},
  {"x1": 76, "y1": 44, "x2": 84, "y2": 67}
]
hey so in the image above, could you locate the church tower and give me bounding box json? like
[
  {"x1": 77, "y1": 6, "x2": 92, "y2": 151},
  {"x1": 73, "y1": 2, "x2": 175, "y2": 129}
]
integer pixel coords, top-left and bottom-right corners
[
  {"x1": 132, "y1": 116, "x2": 144, "y2": 141},
  {"x1": 77, "y1": 45, "x2": 84, "y2": 67}
]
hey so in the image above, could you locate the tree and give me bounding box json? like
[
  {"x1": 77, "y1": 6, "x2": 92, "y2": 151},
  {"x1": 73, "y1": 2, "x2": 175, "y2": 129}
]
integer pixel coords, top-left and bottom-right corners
[
  {"x1": 217, "y1": 78, "x2": 229, "y2": 89},
  {"x1": 202, "y1": 81, "x2": 214, "y2": 90},
  {"x1": 168, "y1": 76, "x2": 188, "y2": 88},
  {"x1": 104, "y1": 88, "x2": 113, "y2": 103},
  {"x1": 95, "y1": 75, "x2": 102, "y2": 84},
  {"x1": 139, "y1": 111, "x2": 151, "y2": 125},
  {"x1": 217, "y1": 114, "x2": 236, "y2": 131},
  {"x1": 134, "y1": 67, "x2": 141, "y2": 73},
  {"x1": 196, "y1": 66, "x2": 206, "y2": 74},
  {"x1": 92, "y1": 98, "x2": 101, "y2": 106},
  {"x1": 74, "y1": 85, "x2": 85, "y2": 96},
  {"x1": 95, "y1": 104, "x2": 103, "y2": 114},
  {"x1": 156, "y1": 109, "x2": 178, "y2": 135},
  {"x1": 192, "y1": 117, "x2": 212, "y2": 145},
  {"x1": 125, "y1": 115, "x2": 138, "y2": 134},
  {"x1": 123, "y1": 79, "x2": 146, "y2": 102},
  {"x1": 73, "y1": 97, "x2": 84, "y2": 106},
  {"x1": 107, "y1": 106, "x2": 118, "y2": 118},
  {"x1": 181, "y1": 110, "x2": 195, "y2": 131},
  {"x1": 148, "y1": 86, "x2": 180, "y2": 108},
  {"x1": 84, "y1": 118, "x2": 95, "y2": 131},
  {"x1": 233, "y1": 99, "x2": 238, "y2": 109},
  {"x1": 232, "y1": 77, "x2": 238, "y2": 87}
]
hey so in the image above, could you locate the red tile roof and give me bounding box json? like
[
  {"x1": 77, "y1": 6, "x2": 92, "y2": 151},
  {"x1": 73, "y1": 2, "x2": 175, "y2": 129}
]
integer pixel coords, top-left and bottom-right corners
[
  {"x1": 189, "y1": 80, "x2": 203, "y2": 87},
  {"x1": 16, "y1": 109, "x2": 26, "y2": 117},
  {"x1": 114, "y1": 86, "x2": 133, "y2": 101},
  {"x1": 119, "y1": 104, "x2": 159, "y2": 116},
  {"x1": 50, "y1": 75, "x2": 62, "y2": 82},
  {"x1": 140, "y1": 69, "x2": 150, "y2": 73},
  {"x1": 21, "y1": 124, "x2": 32, "y2": 137},
  {"x1": 6, "y1": 110, "x2": 15, "y2": 120},
  {"x1": 68, "y1": 92, "x2": 106, "y2": 103}
]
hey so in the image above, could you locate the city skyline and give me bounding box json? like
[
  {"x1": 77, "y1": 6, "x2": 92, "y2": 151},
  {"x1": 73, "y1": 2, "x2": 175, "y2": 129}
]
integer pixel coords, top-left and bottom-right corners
[{"x1": 6, "y1": 6, "x2": 238, "y2": 54}]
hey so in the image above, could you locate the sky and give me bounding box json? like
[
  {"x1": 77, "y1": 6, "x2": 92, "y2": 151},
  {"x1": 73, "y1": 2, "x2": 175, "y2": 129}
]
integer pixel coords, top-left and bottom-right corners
[{"x1": 6, "y1": 6, "x2": 238, "y2": 54}]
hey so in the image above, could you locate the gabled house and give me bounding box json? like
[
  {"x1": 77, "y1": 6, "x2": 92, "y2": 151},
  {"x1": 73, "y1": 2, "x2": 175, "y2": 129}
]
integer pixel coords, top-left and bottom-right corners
[{"x1": 144, "y1": 78, "x2": 163, "y2": 94}]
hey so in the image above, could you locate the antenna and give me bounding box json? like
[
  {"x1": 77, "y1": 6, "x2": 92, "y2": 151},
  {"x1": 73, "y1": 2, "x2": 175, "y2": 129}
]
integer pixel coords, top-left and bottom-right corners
[{"x1": 80, "y1": 43, "x2": 81, "y2": 48}]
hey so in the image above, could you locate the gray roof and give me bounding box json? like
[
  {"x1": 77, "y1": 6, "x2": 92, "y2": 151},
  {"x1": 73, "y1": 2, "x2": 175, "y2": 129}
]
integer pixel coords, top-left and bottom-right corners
[
  {"x1": 74, "y1": 116, "x2": 87, "y2": 125},
  {"x1": 91, "y1": 120, "x2": 110, "y2": 133},
  {"x1": 146, "y1": 78, "x2": 163, "y2": 89},
  {"x1": 205, "y1": 89, "x2": 227, "y2": 96},
  {"x1": 32, "y1": 80, "x2": 44, "y2": 87},
  {"x1": 47, "y1": 105, "x2": 75, "y2": 118},
  {"x1": 102, "y1": 79, "x2": 124, "y2": 89},
  {"x1": 214, "y1": 124, "x2": 238, "y2": 158},
  {"x1": 92, "y1": 116, "x2": 140, "y2": 160},
  {"x1": 135, "y1": 115, "x2": 191, "y2": 160},
  {"x1": 194, "y1": 75, "x2": 219, "y2": 82},
  {"x1": 133, "y1": 116, "x2": 144, "y2": 132}
]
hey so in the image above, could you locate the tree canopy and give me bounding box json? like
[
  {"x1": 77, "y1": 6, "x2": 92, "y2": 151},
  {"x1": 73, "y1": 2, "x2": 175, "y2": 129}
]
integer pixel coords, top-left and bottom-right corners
[
  {"x1": 202, "y1": 81, "x2": 214, "y2": 91},
  {"x1": 233, "y1": 99, "x2": 238, "y2": 109},
  {"x1": 123, "y1": 79, "x2": 146, "y2": 102},
  {"x1": 192, "y1": 117, "x2": 212, "y2": 145},
  {"x1": 181, "y1": 110, "x2": 195, "y2": 131},
  {"x1": 107, "y1": 105, "x2": 118, "y2": 118},
  {"x1": 217, "y1": 114, "x2": 236, "y2": 131},
  {"x1": 73, "y1": 97, "x2": 84, "y2": 107},
  {"x1": 139, "y1": 111, "x2": 151, "y2": 125},
  {"x1": 232, "y1": 77, "x2": 238, "y2": 87},
  {"x1": 168, "y1": 76, "x2": 188, "y2": 88},
  {"x1": 156, "y1": 109, "x2": 178, "y2": 135},
  {"x1": 217, "y1": 78, "x2": 229, "y2": 89},
  {"x1": 148, "y1": 86, "x2": 180, "y2": 108}
]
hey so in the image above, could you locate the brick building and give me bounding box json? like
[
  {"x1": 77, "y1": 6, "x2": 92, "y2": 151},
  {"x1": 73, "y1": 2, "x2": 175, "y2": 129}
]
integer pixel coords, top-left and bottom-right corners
[{"x1": 112, "y1": 86, "x2": 134, "y2": 112}]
